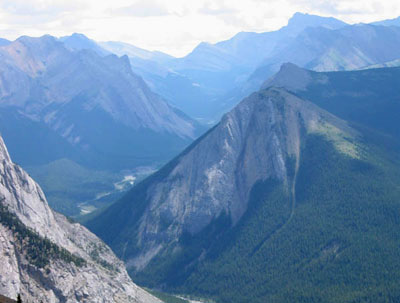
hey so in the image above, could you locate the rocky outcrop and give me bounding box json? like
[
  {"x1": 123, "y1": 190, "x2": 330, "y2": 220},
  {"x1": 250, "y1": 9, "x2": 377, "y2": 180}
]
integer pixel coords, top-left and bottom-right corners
[{"x1": 0, "y1": 135, "x2": 160, "y2": 303}]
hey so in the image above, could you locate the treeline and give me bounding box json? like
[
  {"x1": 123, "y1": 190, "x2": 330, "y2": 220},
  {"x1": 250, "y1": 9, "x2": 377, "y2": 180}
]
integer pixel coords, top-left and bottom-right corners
[
  {"x1": 138, "y1": 135, "x2": 400, "y2": 303},
  {"x1": 0, "y1": 201, "x2": 86, "y2": 268}
]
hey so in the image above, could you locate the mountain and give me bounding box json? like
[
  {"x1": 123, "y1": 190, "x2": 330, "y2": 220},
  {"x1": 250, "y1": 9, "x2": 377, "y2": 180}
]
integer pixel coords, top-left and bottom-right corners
[
  {"x1": 0, "y1": 35, "x2": 199, "y2": 169},
  {"x1": 96, "y1": 13, "x2": 347, "y2": 120},
  {"x1": 0, "y1": 34, "x2": 202, "y2": 216},
  {"x1": 164, "y1": 13, "x2": 346, "y2": 118},
  {"x1": 371, "y1": 16, "x2": 400, "y2": 26},
  {"x1": 99, "y1": 41, "x2": 173, "y2": 64},
  {"x1": 281, "y1": 12, "x2": 348, "y2": 36},
  {"x1": 0, "y1": 38, "x2": 10, "y2": 47},
  {"x1": 263, "y1": 63, "x2": 400, "y2": 140},
  {"x1": 97, "y1": 41, "x2": 212, "y2": 121},
  {"x1": 87, "y1": 66, "x2": 400, "y2": 302},
  {"x1": 99, "y1": 41, "x2": 218, "y2": 121},
  {"x1": 0, "y1": 135, "x2": 160, "y2": 303},
  {"x1": 174, "y1": 12, "x2": 347, "y2": 72},
  {"x1": 218, "y1": 23, "x2": 400, "y2": 118},
  {"x1": 59, "y1": 33, "x2": 110, "y2": 56}
]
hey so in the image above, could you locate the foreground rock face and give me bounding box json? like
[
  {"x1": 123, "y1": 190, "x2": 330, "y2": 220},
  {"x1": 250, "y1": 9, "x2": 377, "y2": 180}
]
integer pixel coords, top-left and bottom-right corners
[{"x1": 0, "y1": 136, "x2": 160, "y2": 303}]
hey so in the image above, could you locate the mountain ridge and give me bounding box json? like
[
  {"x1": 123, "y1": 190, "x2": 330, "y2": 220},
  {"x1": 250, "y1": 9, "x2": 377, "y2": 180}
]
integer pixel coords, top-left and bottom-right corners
[
  {"x1": 87, "y1": 86, "x2": 360, "y2": 270},
  {"x1": 0, "y1": 34, "x2": 203, "y2": 216}
]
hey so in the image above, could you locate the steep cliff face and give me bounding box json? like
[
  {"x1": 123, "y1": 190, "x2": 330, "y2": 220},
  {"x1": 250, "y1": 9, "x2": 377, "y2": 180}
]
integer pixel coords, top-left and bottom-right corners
[
  {"x1": 88, "y1": 87, "x2": 358, "y2": 272},
  {"x1": 0, "y1": 35, "x2": 195, "y2": 138},
  {"x1": 0, "y1": 35, "x2": 200, "y2": 172},
  {"x1": 0, "y1": 136, "x2": 160, "y2": 303},
  {"x1": 87, "y1": 69, "x2": 400, "y2": 303}
]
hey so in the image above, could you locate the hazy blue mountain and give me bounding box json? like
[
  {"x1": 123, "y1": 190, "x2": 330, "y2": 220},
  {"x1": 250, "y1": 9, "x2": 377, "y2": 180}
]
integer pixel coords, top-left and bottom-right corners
[
  {"x1": 280, "y1": 12, "x2": 348, "y2": 36},
  {"x1": 0, "y1": 35, "x2": 202, "y2": 215},
  {"x1": 87, "y1": 66, "x2": 400, "y2": 302},
  {"x1": 100, "y1": 41, "x2": 173, "y2": 63},
  {"x1": 371, "y1": 16, "x2": 400, "y2": 26},
  {"x1": 59, "y1": 33, "x2": 111, "y2": 56},
  {"x1": 217, "y1": 23, "x2": 400, "y2": 119},
  {"x1": 98, "y1": 41, "x2": 214, "y2": 120},
  {"x1": 164, "y1": 12, "x2": 347, "y2": 117},
  {"x1": 173, "y1": 12, "x2": 347, "y2": 72},
  {"x1": 98, "y1": 13, "x2": 347, "y2": 120},
  {"x1": 0, "y1": 38, "x2": 10, "y2": 46}
]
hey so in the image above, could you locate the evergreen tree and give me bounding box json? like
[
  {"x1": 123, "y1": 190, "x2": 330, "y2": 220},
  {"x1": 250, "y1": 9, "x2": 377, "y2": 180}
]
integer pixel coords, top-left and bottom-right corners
[{"x1": 17, "y1": 294, "x2": 22, "y2": 303}]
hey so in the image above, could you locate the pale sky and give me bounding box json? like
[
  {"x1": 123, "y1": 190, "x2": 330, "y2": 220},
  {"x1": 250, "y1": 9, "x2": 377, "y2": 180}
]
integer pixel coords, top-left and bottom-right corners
[{"x1": 0, "y1": 0, "x2": 399, "y2": 57}]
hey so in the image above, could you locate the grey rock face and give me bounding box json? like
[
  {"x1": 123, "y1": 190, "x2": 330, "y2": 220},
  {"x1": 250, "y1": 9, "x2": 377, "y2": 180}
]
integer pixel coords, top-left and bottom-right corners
[
  {"x1": 91, "y1": 87, "x2": 355, "y2": 272},
  {"x1": 0, "y1": 136, "x2": 160, "y2": 303},
  {"x1": 0, "y1": 35, "x2": 196, "y2": 142}
]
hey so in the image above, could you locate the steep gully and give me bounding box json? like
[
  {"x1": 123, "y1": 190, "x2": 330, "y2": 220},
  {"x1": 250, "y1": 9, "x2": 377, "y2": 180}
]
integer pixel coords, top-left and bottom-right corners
[{"x1": 250, "y1": 148, "x2": 300, "y2": 257}]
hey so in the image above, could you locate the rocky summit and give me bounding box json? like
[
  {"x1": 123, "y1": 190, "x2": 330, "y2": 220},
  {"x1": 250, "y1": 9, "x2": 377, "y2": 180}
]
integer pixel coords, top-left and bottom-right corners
[{"x1": 88, "y1": 86, "x2": 357, "y2": 271}]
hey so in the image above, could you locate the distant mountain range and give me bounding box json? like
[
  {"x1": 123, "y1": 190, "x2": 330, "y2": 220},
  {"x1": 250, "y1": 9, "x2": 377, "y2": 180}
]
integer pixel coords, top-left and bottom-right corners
[
  {"x1": 371, "y1": 16, "x2": 400, "y2": 26},
  {"x1": 2, "y1": 10, "x2": 400, "y2": 303},
  {"x1": 2, "y1": 12, "x2": 400, "y2": 217},
  {"x1": 0, "y1": 35, "x2": 199, "y2": 167},
  {"x1": 217, "y1": 21, "x2": 400, "y2": 118},
  {"x1": 61, "y1": 12, "x2": 400, "y2": 122},
  {"x1": 0, "y1": 34, "x2": 203, "y2": 216},
  {"x1": 87, "y1": 64, "x2": 400, "y2": 302}
]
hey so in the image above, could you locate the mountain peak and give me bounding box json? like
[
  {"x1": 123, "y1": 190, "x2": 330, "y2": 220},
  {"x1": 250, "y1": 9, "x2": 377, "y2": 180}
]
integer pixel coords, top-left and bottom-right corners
[
  {"x1": 87, "y1": 85, "x2": 357, "y2": 272},
  {"x1": 262, "y1": 63, "x2": 312, "y2": 91},
  {"x1": 70, "y1": 32, "x2": 88, "y2": 39},
  {"x1": 0, "y1": 136, "x2": 11, "y2": 163},
  {"x1": 284, "y1": 12, "x2": 347, "y2": 36},
  {"x1": 59, "y1": 33, "x2": 109, "y2": 56},
  {"x1": 16, "y1": 34, "x2": 58, "y2": 46}
]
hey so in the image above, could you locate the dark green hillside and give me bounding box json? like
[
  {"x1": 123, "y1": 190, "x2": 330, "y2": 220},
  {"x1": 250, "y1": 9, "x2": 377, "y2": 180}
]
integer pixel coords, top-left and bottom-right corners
[
  {"x1": 86, "y1": 66, "x2": 400, "y2": 302},
  {"x1": 296, "y1": 67, "x2": 400, "y2": 141},
  {"x1": 150, "y1": 135, "x2": 400, "y2": 303},
  {"x1": 88, "y1": 115, "x2": 400, "y2": 302}
]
